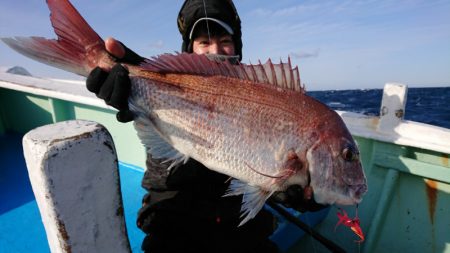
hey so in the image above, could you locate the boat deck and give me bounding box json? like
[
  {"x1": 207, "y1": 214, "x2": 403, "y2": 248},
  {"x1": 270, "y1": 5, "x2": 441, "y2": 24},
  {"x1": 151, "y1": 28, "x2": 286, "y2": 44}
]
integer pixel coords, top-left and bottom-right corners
[
  {"x1": 0, "y1": 132, "x2": 146, "y2": 253},
  {"x1": 1, "y1": 74, "x2": 449, "y2": 252}
]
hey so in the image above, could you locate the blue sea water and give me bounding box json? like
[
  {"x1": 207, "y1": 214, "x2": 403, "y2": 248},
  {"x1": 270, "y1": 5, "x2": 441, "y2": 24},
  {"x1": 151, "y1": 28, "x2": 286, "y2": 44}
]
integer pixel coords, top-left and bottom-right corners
[{"x1": 307, "y1": 87, "x2": 450, "y2": 129}]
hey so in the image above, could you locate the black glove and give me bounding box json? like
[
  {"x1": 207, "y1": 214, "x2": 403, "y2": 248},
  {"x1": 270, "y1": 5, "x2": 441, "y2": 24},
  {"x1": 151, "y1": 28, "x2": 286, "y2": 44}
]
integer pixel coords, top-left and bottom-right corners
[
  {"x1": 86, "y1": 43, "x2": 144, "y2": 122},
  {"x1": 271, "y1": 185, "x2": 328, "y2": 212}
]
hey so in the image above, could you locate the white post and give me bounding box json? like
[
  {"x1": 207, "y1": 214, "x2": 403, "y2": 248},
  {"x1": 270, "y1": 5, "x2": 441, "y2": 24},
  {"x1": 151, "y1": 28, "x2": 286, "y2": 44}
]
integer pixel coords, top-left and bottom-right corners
[
  {"x1": 22, "y1": 120, "x2": 131, "y2": 253},
  {"x1": 377, "y1": 82, "x2": 408, "y2": 132}
]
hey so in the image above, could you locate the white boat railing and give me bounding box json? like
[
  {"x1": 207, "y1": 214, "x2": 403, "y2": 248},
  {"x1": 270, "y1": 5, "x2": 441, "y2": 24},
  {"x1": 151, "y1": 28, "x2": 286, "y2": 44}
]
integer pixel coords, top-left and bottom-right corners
[{"x1": 1, "y1": 72, "x2": 449, "y2": 154}]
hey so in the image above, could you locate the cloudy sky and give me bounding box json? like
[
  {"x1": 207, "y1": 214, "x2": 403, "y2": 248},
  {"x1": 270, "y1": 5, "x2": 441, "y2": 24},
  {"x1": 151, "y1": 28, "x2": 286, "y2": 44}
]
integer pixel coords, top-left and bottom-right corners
[{"x1": 1, "y1": 0, "x2": 449, "y2": 90}]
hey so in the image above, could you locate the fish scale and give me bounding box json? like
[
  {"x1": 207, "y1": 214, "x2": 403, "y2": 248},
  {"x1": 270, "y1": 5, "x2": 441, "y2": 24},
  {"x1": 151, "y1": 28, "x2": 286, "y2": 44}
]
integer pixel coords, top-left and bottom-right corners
[
  {"x1": 129, "y1": 68, "x2": 344, "y2": 206},
  {"x1": 1, "y1": 0, "x2": 367, "y2": 225}
]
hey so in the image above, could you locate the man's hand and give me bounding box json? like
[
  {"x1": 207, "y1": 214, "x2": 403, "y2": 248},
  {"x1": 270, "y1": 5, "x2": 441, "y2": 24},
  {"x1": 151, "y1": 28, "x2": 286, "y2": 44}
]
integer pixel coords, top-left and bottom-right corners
[
  {"x1": 271, "y1": 185, "x2": 328, "y2": 212},
  {"x1": 86, "y1": 38, "x2": 144, "y2": 122}
]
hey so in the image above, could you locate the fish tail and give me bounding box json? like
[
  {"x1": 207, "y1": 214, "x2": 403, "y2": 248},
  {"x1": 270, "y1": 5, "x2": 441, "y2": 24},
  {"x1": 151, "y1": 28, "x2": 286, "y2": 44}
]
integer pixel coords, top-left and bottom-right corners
[{"x1": 1, "y1": 0, "x2": 107, "y2": 77}]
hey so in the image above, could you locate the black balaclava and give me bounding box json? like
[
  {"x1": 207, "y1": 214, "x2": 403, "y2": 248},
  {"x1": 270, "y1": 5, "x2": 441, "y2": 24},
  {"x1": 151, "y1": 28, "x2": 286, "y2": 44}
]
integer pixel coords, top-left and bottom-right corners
[{"x1": 177, "y1": 0, "x2": 242, "y2": 61}]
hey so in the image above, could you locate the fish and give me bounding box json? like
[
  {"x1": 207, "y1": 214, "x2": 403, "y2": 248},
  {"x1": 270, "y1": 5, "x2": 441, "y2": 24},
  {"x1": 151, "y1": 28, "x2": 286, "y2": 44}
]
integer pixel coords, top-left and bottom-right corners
[
  {"x1": 335, "y1": 208, "x2": 365, "y2": 242},
  {"x1": 1, "y1": 0, "x2": 367, "y2": 225}
]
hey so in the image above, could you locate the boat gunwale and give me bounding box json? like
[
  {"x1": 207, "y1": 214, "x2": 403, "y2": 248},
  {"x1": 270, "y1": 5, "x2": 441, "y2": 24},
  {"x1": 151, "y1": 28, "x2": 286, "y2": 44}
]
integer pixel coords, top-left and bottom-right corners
[{"x1": 1, "y1": 71, "x2": 449, "y2": 154}]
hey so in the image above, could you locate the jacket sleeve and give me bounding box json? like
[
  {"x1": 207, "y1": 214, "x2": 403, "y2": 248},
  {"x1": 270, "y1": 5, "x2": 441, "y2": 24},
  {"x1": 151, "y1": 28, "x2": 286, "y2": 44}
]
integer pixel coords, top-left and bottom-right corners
[{"x1": 141, "y1": 152, "x2": 231, "y2": 196}]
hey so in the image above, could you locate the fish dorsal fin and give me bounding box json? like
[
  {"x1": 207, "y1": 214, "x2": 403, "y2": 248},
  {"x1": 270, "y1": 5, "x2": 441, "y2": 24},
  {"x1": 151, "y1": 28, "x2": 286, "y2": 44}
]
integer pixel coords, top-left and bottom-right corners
[{"x1": 141, "y1": 53, "x2": 304, "y2": 93}]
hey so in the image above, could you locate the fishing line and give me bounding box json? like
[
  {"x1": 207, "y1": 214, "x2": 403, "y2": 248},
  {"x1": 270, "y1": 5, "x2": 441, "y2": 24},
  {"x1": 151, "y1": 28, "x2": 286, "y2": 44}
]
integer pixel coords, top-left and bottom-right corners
[
  {"x1": 356, "y1": 204, "x2": 361, "y2": 253},
  {"x1": 201, "y1": 0, "x2": 212, "y2": 43}
]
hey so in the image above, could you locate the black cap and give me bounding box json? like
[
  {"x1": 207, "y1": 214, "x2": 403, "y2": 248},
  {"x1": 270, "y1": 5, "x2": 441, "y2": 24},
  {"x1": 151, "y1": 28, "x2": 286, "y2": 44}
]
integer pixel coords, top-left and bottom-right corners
[{"x1": 177, "y1": 0, "x2": 242, "y2": 61}]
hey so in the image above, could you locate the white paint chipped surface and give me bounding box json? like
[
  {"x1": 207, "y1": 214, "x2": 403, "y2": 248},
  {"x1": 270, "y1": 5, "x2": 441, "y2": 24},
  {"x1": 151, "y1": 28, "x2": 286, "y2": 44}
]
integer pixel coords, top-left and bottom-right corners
[{"x1": 22, "y1": 120, "x2": 131, "y2": 253}]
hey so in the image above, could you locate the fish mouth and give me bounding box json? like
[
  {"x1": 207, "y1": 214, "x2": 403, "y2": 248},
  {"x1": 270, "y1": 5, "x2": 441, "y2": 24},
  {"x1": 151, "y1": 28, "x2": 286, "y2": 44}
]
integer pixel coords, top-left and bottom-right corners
[
  {"x1": 331, "y1": 183, "x2": 367, "y2": 205},
  {"x1": 349, "y1": 183, "x2": 368, "y2": 202}
]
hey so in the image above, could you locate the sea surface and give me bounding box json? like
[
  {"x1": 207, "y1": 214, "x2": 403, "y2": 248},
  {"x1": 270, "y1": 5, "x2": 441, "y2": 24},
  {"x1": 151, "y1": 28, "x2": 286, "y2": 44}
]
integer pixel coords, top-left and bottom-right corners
[{"x1": 307, "y1": 87, "x2": 450, "y2": 129}]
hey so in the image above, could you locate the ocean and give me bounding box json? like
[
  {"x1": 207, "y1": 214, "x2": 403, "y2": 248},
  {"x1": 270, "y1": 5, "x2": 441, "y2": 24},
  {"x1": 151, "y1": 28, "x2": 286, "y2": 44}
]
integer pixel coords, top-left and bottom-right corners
[{"x1": 307, "y1": 87, "x2": 450, "y2": 129}]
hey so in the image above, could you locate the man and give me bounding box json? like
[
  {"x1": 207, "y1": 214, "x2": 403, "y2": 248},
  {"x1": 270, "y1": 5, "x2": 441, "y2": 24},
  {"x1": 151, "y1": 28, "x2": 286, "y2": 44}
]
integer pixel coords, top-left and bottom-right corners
[{"x1": 87, "y1": 1, "x2": 325, "y2": 252}]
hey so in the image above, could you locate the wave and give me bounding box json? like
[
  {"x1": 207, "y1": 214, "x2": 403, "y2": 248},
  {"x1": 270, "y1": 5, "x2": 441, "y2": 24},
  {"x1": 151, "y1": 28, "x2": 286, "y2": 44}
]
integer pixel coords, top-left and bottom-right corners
[{"x1": 308, "y1": 87, "x2": 450, "y2": 129}]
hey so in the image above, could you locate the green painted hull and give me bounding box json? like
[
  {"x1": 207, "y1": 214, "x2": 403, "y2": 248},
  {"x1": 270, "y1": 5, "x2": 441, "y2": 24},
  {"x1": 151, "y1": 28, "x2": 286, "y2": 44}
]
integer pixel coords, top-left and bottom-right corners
[
  {"x1": 292, "y1": 137, "x2": 450, "y2": 253},
  {"x1": 0, "y1": 87, "x2": 147, "y2": 169}
]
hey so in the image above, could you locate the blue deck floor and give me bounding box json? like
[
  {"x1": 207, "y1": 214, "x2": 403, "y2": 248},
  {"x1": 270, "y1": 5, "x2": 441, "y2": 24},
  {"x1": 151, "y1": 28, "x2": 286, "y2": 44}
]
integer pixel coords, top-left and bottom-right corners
[{"x1": 0, "y1": 132, "x2": 329, "y2": 253}]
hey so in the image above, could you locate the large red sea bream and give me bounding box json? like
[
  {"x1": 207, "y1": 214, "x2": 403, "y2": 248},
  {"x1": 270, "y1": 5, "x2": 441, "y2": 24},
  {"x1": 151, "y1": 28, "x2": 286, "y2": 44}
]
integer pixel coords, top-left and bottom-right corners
[{"x1": 2, "y1": 0, "x2": 367, "y2": 225}]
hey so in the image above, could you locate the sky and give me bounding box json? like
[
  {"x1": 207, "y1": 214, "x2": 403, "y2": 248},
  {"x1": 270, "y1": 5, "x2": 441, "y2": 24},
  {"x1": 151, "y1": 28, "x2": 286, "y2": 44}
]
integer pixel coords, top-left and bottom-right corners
[{"x1": 0, "y1": 0, "x2": 449, "y2": 91}]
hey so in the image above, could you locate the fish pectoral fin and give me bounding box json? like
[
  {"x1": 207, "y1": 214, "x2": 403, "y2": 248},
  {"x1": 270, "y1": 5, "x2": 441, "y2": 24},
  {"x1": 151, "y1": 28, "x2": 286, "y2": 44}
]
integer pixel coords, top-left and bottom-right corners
[
  {"x1": 224, "y1": 179, "x2": 274, "y2": 226},
  {"x1": 130, "y1": 101, "x2": 188, "y2": 170}
]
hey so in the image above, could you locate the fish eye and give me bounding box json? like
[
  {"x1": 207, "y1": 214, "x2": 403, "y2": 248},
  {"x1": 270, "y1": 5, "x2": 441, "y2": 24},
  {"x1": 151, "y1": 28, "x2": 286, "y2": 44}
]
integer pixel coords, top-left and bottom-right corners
[{"x1": 342, "y1": 147, "x2": 358, "y2": 161}]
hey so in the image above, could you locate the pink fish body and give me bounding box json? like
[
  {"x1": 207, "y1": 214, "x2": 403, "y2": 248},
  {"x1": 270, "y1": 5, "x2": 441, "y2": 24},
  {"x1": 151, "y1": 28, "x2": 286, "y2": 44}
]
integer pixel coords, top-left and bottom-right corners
[{"x1": 2, "y1": 0, "x2": 367, "y2": 224}]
